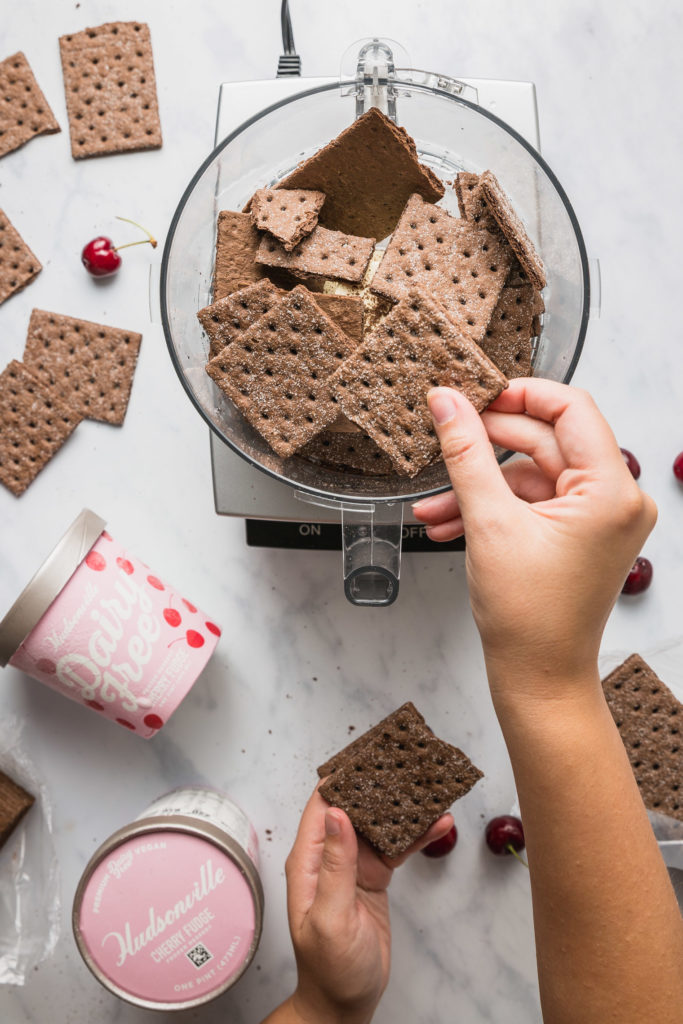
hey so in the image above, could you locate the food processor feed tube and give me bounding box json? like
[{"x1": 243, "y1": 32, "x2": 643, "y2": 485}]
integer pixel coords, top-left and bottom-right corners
[{"x1": 295, "y1": 490, "x2": 404, "y2": 605}]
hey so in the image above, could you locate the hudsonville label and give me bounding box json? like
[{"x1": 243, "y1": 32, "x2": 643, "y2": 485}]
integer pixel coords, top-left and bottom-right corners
[{"x1": 101, "y1": 859, "x2": 226, "y2": 967}]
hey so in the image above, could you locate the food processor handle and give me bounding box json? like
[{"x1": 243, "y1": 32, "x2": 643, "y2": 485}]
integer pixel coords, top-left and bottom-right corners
[{"x1": 341, "y1": 503, "x2": 403, "y2": 607}]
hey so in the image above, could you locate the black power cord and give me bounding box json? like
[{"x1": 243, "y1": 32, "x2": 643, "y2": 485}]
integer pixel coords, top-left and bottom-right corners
[{"x1": 277, "y1": 0, "x2": 302, "y2": 76}]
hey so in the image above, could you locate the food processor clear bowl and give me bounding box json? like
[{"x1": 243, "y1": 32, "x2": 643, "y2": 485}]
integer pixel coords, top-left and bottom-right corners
[{"x1": 160, "y1": 71, "x2": 589, "y2": 605}]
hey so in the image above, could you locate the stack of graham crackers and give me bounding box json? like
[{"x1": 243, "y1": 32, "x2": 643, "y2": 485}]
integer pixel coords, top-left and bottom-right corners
[
  {"x1": 0, "y1": 311, "x2": 142, "y2": 496},
  {"x1": 197, "y1": 107, "x2": 547, "y2": 479}
]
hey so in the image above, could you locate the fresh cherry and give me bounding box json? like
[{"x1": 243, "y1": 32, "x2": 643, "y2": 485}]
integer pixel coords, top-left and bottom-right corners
[
  {"x1": 674, "y1": 452, "x2": 683, "y2": 482},
  {"x1": 82, "y1": 216, "x2": 157, "y2": 277},
  {"x1": 421, "y1": 824, "x2": 457, "y2": 858},
  {"x1": 485, "y1": 815, "x2": 527, "y2": 865},
  {"x1": 621, "y1": 556, "x2": 653, "y2": 595},
  {"x1": 620, "y1": 448, "x2": 641, "y2": 480}
]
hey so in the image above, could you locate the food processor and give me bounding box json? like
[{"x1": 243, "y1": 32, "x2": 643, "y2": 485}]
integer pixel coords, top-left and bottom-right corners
[{"x1": 160, "y1": 4, "x2": 594, "y2": 606}]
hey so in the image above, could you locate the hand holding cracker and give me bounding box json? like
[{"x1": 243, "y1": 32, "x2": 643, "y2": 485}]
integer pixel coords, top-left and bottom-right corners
[
  {"x1": 261, "y1": 785, "x2": 453, "y2": 1024},
  {"x1": 413, "y1": 379, "x2": 657, "y2": 699}
]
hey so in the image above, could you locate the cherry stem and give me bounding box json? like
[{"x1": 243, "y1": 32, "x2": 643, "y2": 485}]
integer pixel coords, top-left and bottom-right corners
[
  {"x1": 507, "y1": 844, "x2": 529, "y2": 868},
  {"x1": 114, "y1": 215, "x2": 157, "y2": 250}
]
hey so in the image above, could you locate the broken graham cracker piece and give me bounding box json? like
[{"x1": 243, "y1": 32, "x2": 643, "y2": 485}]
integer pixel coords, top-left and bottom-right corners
[
  {"x1": 298, "y1": 429, "x2": 393, "y2": 475},
  {"x1": 256, "y1": 224, "x2": 375, "y2": 285},
  {"x1": 0, "y1": 769, "x2": 35, "y2": 851},
  {"x1": 198, "y1": 280, "x2": 282, "y2": 359},
  {"x1": 277, "y1": 107, "x2": 444, "y2": 241},
  {"x1": 479, "y1": 280, "x2": 535, "y2": 379},
  {"x1": 480, "y1": 170, "x2": 546, "y2": 290},
  {"x1": 0, "y1": 52, "x2": 60, "y2": 158},
  {"x1": 205, "y1": 286, "x2": 357, "y2": 458},
  {"x1": 0, "y1": 209, "x2": 42, "y2": 305},
  {"x1": 602, "y1": 654, "x2": 683, "y2": 824},
  {"x1": 332, "y1": 290, "x2": 508, "y2": 478},
  {"x1": 214, "y1": 210, "x2": 268, "y2": 299},
  {"x1": 313, "y1": 294, "x2": 364, "y2": 345},
  {"x1": 250, "y1": 187, "x2": 325, "y2": 251},
  {"x1": 318, "y1": 701, "x2": 483, "y2": 858},
  {"x1": 23, "y1": 309, "x2": 142, "y2": 426},
  {"x1": 0, "y1": 360, "x2": 81, "y2": 497},
  {"x1": 58, "y1": 21, "x2": 162, "y2": 159},
  {"x1": 371, "y1": 193, "x2": 512, "y2": 344}
]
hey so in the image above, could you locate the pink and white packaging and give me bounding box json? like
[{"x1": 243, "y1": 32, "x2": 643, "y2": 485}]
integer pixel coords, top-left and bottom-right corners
[
  {"x1": 73, "y1": 788, "x2": 263, "y2": 1010},
  {"x1": 0, "y1": 510, "x2": 220, "y2": 737}
]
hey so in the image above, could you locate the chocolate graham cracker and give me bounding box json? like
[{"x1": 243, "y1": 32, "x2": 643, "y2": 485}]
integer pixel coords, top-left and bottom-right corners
[
  {"x1": 277, "y1": 107, "x2": 444, "y2": 241},
  {"x1": 299, "y1": 429, "x2": 394, "y2": 475},
  {"x1": 23, "y1": 309, "x2": 142, "y2": 425},
  {"x1": 199, "y1": 283, "x2": 364, "y2": 360},
  {"x1": 198, "y1": 279, "x2": 282, "y2": 359},
  {"x1": 213, "y1": 210, "x2": 268, "y2": 300},
  {"x1": 0, "y1": 209, "x2": 42, "y2": 305},
  {"x1": 250, "y1": 187, "x2": 325, "y2": 251},
  {"x1": 479, "y1": 170, "x2": 546, "y2": 290},
  {"x1": 371, "y1": 193, "x2": 512, "y2": 344},
  {"x1": 457, "y1": 173, "x2": 545, "y2": 335},
  {"x1": 205, "y1": 286, "x2": 357, "y2": 457},
  {"x1": 0, "y1": 769, "x2": 35, "y2": 851},
  {"x1": 479, "y1": 280, "x2": 535, "y2": 379},
  {"x1": 0, "y1": 360, "x2": 81, "y2": 496},
  {"x1": 313, "y1": 294, "x2": 364, "y2": 344},
  {"x1": 318, "y1": 701, "x2": 483, "y2": 857},
  {"x1": 331, "y1": 290, "x2": 508, "y2": 477},
  {"x1": 0, "y1": 52, "x2": 60, "y2": 158},
  {"x1": 602, "y1": 654, "x2": 683, "y2": 823},
  {"x1": 58, "y1": 21, "x2": 162, "y2": 159},
  {"x1": 256, "y1": 224, "x2": 375, "y2": 285}
]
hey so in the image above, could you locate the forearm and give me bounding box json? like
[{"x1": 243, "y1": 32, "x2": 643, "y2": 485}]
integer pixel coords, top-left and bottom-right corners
[{"x1": 491, "y1": 668, "x2": 683, "y2": 1024}]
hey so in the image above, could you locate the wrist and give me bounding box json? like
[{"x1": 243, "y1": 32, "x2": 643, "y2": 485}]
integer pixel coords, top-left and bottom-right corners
[
  {"x1": 484, "y1": 653, "x2": 604, "y2": 724},
  {"x1": 291, "y1": 985, "x2": 376, "y2": 1024}
]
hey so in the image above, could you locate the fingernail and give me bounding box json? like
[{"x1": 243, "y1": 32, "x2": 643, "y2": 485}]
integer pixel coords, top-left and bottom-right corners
[
  {"x1": 428, "y1": 388, "x2": 457, "y2": 425},
  {"x1": 325, "y1": 810, "x2": 341, "y2": 836}
]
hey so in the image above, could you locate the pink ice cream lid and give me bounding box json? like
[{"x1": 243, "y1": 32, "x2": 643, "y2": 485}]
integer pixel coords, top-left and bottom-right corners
[
  {"x1": 0, "y1": 509, "x2": 106, "y2": 666},
  {"x1": 74, "y1": 823, "x2": 261, "y2": 1009}
]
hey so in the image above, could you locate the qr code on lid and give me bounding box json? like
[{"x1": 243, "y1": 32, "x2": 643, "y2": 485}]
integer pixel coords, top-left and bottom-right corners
[{"x1": 186, "y1": 943, "x2": 213, "y2": 969}]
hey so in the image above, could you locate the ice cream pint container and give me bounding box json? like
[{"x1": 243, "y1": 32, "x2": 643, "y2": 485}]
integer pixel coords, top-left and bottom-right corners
[
  {"x1": 0, "y1": 509, "x2": 220, "y2": 737},
  {"x1": 73, "y1": 787, "x2": 263, "y2": 1010}
]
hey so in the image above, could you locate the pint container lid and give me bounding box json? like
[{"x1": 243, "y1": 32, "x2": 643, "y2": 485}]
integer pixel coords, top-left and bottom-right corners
[{"x1": 0, "y1": 508, "x2": 107, "y2": 666}]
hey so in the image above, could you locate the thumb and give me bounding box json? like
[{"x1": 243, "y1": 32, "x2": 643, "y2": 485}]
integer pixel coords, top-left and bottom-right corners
[
  {"x1": 313, "y1": 809, "x2": 359, "y2": 920},
  {"x1": 427, "y1": 387, "x2": 512, "y2": 526}
]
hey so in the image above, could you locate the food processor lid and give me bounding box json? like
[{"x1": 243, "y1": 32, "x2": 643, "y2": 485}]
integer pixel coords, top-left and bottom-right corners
[{"x1": 0, "y1": 509, "x2": 106, "y2": 666}]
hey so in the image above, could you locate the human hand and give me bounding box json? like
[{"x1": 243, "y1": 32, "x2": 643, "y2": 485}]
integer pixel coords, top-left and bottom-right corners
[
  {"x1": 413, "y1": 380, "x2": 656, "y2": 705},
  {"x1": 281, "y1": 785, "x2": 453, "y2": 1024}
]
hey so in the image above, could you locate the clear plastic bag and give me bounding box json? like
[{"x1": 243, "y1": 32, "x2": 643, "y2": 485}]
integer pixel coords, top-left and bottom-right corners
[{"x1": 0, "y1": 715, "x2": 60, "y2": 986}]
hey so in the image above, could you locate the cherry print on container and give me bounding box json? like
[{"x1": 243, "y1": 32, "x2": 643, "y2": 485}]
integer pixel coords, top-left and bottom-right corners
[
  {"x1": 206, "y1": 622, "x2": 221, "y2": 637},
  {"x1": 85, "y1": 551, "x2": 106, "y2": 571},
  {"x1": 162, "y1": 595, "x2": 181, "y2": 628},
  {"x1": 182, "y1": 598, "x2": 197, "y2": 613},
  {"x1": 116, "y1": 557, "x2": 134, "y2": 575},
  {"x1": 143, "y1": 714, "x2": 164, "y2": 730},
  {"x1": 168, "y1": 630, "x2": 205, "y2": 650},
  {"x1": 147, "y1": 575, "x2": 164, "y2": 591}
]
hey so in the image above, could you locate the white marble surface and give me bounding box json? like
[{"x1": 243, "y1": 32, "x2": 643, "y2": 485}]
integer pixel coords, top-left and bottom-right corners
[{"x1": 1, "y1": 1, "x2": 683, "y2": 1021}]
